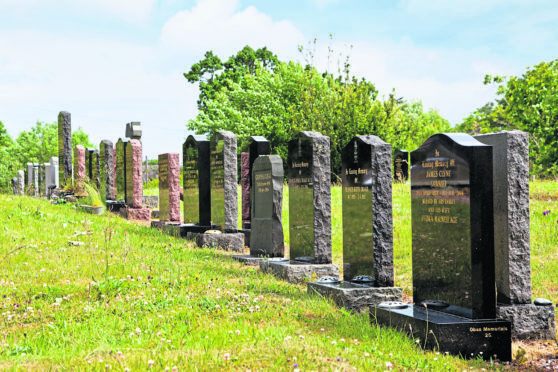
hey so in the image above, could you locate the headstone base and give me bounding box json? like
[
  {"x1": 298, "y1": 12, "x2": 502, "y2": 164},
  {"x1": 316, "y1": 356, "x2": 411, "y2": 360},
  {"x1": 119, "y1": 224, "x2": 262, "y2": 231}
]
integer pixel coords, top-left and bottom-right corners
[
  {"x1": 106, "y1": 200, "x2": 126, "y2": 212},
  {"x1": 120, "y1": 207, "x2": 150, "y2": 221},
  {"x1": 196, "y1": 233, "x2": 244, "y2": 252},
  {"x1": 496, "y1": 303, "x2": 556, "y2": 340},
  {"x1": 370, "y1": 304, "x2": 512, "y2": 361},
  {"x1": 259, "y1": 260, "x2": 339, "y2": 284},
  {"x1": 308, "y1": 282, "x2": 402, "y2": 313},
  {"x1": 238, "y1": 228, "x2": 251, "y2": 247},
  {"x1": 231, "y1": 255, "x2": 286, "y2": 266},
  {"x1": 181, "y1": 224, "x2": 214, "y2": 239}
]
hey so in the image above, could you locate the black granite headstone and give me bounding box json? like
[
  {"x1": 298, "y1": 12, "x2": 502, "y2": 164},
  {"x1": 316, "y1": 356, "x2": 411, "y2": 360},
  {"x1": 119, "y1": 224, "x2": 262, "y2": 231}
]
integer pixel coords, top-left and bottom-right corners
[
  {"x1": 342, "y1": 136, "x2": 394, "y2": 286},
  {"x1": 250, "y1": 155, "x2": 284, "y2": 257},
  {"x1": 100, "y1": 140, "x2": 115, "y2": 201},
  {"x1": 411, "y1": 133, "x2": 495, "y2": 319},
  {"x1": 115, "y1": 138, "x2": 130, "y2": 202},
  {"x1": 393, "y1": 149, "x2": 409, "y2": 182},
  {"x1": 210, "y1": 131, "x2": 237, "y2": 232},
  {"x1": 85, "y1": 148, "x2": 95, "y2": 181},
  {"x1": 183, "y1": 135, "x2": 211, "y2": 226},
  {"x1": 57, "y1": 111, "x2": 72, "y2": 188},
  {"x1": 288, "y1": 131, "x2": 331, "y2": 264}
]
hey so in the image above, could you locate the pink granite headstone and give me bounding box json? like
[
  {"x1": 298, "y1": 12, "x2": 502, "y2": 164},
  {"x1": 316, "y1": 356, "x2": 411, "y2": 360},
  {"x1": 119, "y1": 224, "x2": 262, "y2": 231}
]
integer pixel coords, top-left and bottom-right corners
[
  {"x1": 158, "y1": 153, "x2": 180, "y2": 222},
  {"x1": 126, "y1": 139, "x2": 143, "y2": 208},
  {"x1": 73, "y1": 145, "x2": 86, "y2": 194},
  {"x1": 241, "y1": 152, "x2": 250, "y2": 229}
]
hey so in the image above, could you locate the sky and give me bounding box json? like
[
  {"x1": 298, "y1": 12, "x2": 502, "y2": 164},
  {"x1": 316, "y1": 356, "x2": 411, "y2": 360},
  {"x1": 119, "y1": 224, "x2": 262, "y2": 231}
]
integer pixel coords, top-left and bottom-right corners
[{"x1": 1, "y1": 0, "x2": 557, "y2": 158}]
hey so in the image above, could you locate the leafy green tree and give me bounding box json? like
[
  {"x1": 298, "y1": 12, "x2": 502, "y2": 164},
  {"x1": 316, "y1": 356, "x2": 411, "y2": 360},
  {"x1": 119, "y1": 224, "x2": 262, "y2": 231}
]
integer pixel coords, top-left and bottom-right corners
[
  {"x1": 186, "y1": 47, "x2": 450, "y2": 180},
  {"x1": 0, "y1": 121, "x2": 16, "y2": 192}
]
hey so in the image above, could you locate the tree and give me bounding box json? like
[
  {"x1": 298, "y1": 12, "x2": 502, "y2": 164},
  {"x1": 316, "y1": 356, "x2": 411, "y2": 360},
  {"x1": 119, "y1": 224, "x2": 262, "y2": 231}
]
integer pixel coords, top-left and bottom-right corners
[
  {"x1": 186, "y1": 47, "x2": 451, "y2": 180},
  {"x1": 0, "y1": 121, "x2": 16, "y2": 192}
]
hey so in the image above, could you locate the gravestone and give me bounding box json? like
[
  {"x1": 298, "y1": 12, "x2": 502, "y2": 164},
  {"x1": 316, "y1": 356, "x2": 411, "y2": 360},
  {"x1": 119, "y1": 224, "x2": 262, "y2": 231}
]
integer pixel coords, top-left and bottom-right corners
[
  {"x1": 241, "y1": 152, "x2": 250, "y2": 229},
  {"x1": 115, "y1": 138, "x2": 130, "y2": 202},
  {"x1": 242, "y1": 136, "x2": 271, "y2": 230},
  {"x1": 476, "y1": 130, "x2": 555, "y2": 340},
  {"x1": 393, "y1": 149, "x2": 409, "y2": 182},
  {"x1": 73, "y1": 145, "x2": 86, "y2": 194},
  {"x1": 210, "y1": 130, "x2": 238, "y2": 232},
  {"x1": 182, "y1": 135, "x2": 212, "y2": 236},
  {"x1": 17, "y1": 170, "x2": 24, "y2": 196},
  {"x1": 371, "y1": 133, "x2": 512, "y2": 361},
  {"x1": 120, "y1": 139, "x2": 150, "y2": 220},
  {"x1": 50, "y1": 157, "x2": 59, "y2": 189},
  {"x1": 158, "y1": 153, "x2": 180, "y2": 222},
  {"x1": 196, "y1": 131, "x2": 244, "y2": 252},
  {"x1": 288, "y1": 131, "x2": 331, "y2": 264},
  {"x1": 308, "y1": 136, "x2": 402, "y2": 311},
  {"x1": 26, "y1": 163, "x2": 33, "y2": 188},
  {"x1": 260, "y1": 131, "x2": 338, "y2": 283},
  {"x1": 234, "y1": 155, "x2": 284, "y2": 264},
  {"x1": 44, "y1": 163, "x2": 51, "y2": 195},
  {"x1": 58, "y1": 111, "x2": 72, "y2": 188},
  {"x1": 85, "y1": 148, "x2": 100, "y2": 189},
  {"x1": 125, "y1": 122, "x2": 142, "y2": 140},
  {"x1": 100, "y1": 140, "x2": 115, "y2": 201},
  {"x1": 11, "y1": 177, "x2": 17, "y2": 195},
  {"x1": 33, "y1": 165, "x2": 39, "y2": 197}
]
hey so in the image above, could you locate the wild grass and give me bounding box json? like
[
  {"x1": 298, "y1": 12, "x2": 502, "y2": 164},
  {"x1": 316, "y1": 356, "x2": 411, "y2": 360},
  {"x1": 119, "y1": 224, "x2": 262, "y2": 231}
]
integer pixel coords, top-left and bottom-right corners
[{"x1": 0, "y1": 194, "x2": 492, "y2": 370}]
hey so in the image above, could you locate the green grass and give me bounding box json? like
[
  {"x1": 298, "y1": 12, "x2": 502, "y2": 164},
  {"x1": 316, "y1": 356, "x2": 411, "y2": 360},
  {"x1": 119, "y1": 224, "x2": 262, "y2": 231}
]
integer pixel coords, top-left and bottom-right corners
[{"x1": 0, "y1": 194, "x2": 496, "y2": 370}]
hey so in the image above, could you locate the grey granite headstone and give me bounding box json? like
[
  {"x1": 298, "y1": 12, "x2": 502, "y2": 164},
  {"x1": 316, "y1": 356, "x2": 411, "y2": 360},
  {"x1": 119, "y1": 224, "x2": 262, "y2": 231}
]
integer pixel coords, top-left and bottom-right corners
[
  {"x1": 58, "y1": 111, "x2": 72, "y2": 188},
  {"x1": 474, "y1": 131, "x2": 531, "y2": 304},
  {"x1": 33, "y1": 166, "x2": 39, "y2": 197},
  {"x1": 125, "y1": 122, "x2": 142, "y2": 140},
  {"x1": 250, "y1": 155, "x2": 284, "y2": 257},
  {"x1": 17, "y1": 170, "x2": 24, "y2": 196},
  {"x1": 100, "y1": 140, "x2": 115, "y2": 200},
  {"x1": 210, "y1": 130, "x2": 238, "y2": 232},
  {"x1": 288, "y1": 131, "x2": 332, "y2": 264},
  {"x1": 50, "y1": 157, "x2": 59, "y2": 188},
  {"x1": 27, "y1": 163, "x2": 33, "y2": 187},
  {"x1": 44, "y1": 163, "x2": 51, "y2": 194},
  {"x1": 11, "y1": 177, "x2": 17, "y2": 195}
]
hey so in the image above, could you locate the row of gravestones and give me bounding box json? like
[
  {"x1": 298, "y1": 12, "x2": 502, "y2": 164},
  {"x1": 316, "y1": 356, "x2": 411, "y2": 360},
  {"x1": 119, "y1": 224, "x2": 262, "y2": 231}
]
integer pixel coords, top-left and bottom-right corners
[{"x1": 149, "y1": 129, "x2": 555, "y2": 362}]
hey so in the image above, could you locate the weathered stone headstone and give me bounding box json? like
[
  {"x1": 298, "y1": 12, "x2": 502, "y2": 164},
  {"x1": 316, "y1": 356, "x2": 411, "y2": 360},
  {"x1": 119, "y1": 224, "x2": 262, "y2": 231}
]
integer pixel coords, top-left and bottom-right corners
[
  {"x1": 250, "y1": 155, "x2": 284, "y2": 257},
  {"x1": 371, "y1": 133, "x2": 512, "y2": 361},
  {"x1": 85, "y1": 148, "x2": 100, "y2": 189},
  {"x1": 183, "y1": 135, "x2": 211, "y2": 228},
  {"x1": 11, "y1": 177, "x2": 17, "y2": 195},
  {"x1": 342, "y1": 136, "x2": 394, "y2": 285},
  {"x1": 241, "y1": 152, "x2": 251, "y2": 229},
  {"x1": 288, "y1": 131, "x2": 331, "y2": 264},
  {"x1": 158, "y1": 153, "x2": 180, "y2": 222},
  {"x1": 393, "y1": 149, "x2": 409, "y2": 182},
  {"x1": 125, "y1": 122, "x2": 142, "y2": 140},
  {"x1": 58, "y1": 111, "x2": 72, "y2": 188},
  {"x1": 44, "y1": 163, "x2": 51, "y2": 195},
  {"x1": 17, "y1": 170, "x2": 24, "y2": 196},
  {"x1": 115, "y1": 138, "x2": 130, "y2": 202},
  {"x1": 74, "y1": 145, "x2": 86, "y2": 194},
  {"x1": 27, "y1": 163, "x2": 33, "y2": 188},
  {"x1": 476, "y1": 130, "x2": 555, "y2": 340},
  {"x1": 100, "y1": 140, "x2": 115, "y2": 200},
  {"x1": 50, "y1": 157, "x2": 59, "y2": 189},
  {"x1": 210, "y1": 131, "x2": 238, "y2": 232}
]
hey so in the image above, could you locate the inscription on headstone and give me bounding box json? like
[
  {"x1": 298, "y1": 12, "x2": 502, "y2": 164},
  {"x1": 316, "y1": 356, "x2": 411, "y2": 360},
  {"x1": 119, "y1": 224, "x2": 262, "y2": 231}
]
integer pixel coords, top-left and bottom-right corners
[
  {"x1": 288, "y1": 131, "x2": 332, "y2": 264},
  {"x1": 250, "y1": 155, "x2": 284, "y2": 257},
  {"x1": 342, "y1": 136, "x2": 394, "y2": 286},
  {"x1": 183, "y1": 135, "x2": 211, "y2": 226},
  {"x1": 411, "y1": 133, "x2": 495, "y2": 319}
]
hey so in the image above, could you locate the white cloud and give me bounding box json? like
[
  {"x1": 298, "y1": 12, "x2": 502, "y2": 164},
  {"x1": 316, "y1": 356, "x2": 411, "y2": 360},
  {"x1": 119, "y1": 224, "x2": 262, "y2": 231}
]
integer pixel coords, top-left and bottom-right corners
[{"x1": 161, "y1": 0, "x2": 304, "y2": 60}]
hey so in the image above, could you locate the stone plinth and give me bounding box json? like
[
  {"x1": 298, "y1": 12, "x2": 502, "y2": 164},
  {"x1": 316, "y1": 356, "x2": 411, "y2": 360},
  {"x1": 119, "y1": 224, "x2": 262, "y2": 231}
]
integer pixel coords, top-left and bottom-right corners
[
  {"x1": 259, "y1": 260, "x2": 339, "y2": 284},
  {"x1": 196, "y1": 233, "x2": 244, "y2": 252},
  {"x1": 120, "y1": 207, "x2": 150, "y2": 221},
  {"x1": 151, "y1": 221, "x2": 181, "y2": 238},
  {"x1": 496, "y1": 303, "x2": 556, "y2": 340},
  {"x1": 241, "y1": 152, "x2": 250, "y2": 229},
  {"x1": 308, "y1": 282, "x2": 402, "y2": 313}
]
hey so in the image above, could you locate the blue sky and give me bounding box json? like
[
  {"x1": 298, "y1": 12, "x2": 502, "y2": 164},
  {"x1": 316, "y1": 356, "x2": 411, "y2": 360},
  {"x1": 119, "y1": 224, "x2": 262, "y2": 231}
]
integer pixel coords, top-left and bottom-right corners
[{"x1": 1, "y1": 0, "x2": 557, "y2": 158}]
